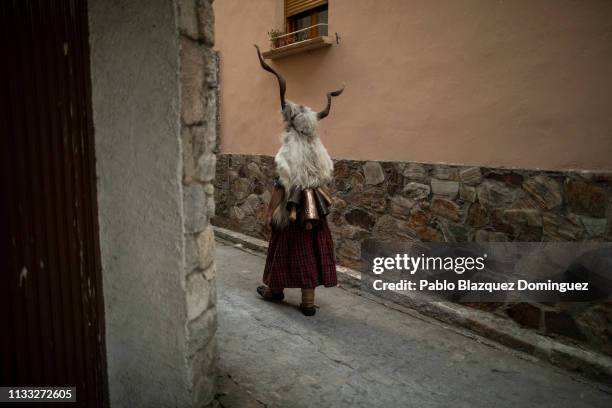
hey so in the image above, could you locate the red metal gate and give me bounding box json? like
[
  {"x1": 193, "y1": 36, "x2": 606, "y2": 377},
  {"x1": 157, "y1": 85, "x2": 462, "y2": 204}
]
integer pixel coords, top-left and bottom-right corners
[{"x1": 1, "y1": 0, "x2": 108, "y2": 406}]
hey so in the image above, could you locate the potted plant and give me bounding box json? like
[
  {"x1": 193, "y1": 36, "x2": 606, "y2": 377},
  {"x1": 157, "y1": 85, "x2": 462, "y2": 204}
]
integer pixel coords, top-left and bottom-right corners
[{"x1": 267, "y1": 28, "x2": 284, "y2": 49}]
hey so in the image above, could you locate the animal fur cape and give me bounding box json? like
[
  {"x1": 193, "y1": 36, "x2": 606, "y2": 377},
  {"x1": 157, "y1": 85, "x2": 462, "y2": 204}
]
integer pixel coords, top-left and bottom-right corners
[{"x1": 272, "y1": 101, "x2": 334, "y2": 228}]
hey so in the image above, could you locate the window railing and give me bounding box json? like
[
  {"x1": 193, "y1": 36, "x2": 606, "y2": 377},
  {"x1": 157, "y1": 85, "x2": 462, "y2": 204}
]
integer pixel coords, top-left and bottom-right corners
[{"x1": 270, "y1": 23, "x2": 329, "y2": 49}]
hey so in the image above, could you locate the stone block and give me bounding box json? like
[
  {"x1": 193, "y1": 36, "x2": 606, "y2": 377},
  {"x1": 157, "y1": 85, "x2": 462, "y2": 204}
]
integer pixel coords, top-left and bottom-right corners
[
  {"x1": 501, "y1": 209, "x2": 542, "y2": 227},
  {"x1": 431, "y1": 197, "x2": 461, "y2": 222},
  {"x1": 565, "y1": 179, "x2": 608, "y2": 218},
  {"x1": 180, "y1": 38, "x2": 205, "y2": 125},
  {"x1": 402, "y1": 182, "x2": 430, "y2": 201},
  {"x1": 522, "y1": 175, "x2": 563, "y2": 209},
  {"x1": 389, "y1": 196, "x2": 415, "y2": 219},
  {"x1": 205, "y1": 190, "x2": 215, "y2": 218},
  {"x1": 490, "y1": 209, "x2": 516, "y2": 236},
  {"x1": 246, "y1": 162, "x2": 265, "y2": 181},
  {"x1": 332, "y1": 197, "x2": 347, "y2": 209},
  {"x1": 459, "y1": 167, "x2": 482, "y2": 185},
  {"x1": 438, "y1": 221, "x2": 470, "y2": 242},
  {"x1": 333, "y1": 161, "x2": 350, "y2": 178},
  {"x1": 177, "y1": 0, "x2": 199, "y2": 40},
  {"x1": 350, "y1": 172, "x2": 365, "y2": 192},
  {"x1": 477, "y1": 180, "x2": 518, "y2": 208},
  {"x1": 459, "y1": 185, "x2": 477, "y2": 202},
  {"x1": 196, "y1": 153, "x2": 216, "y2": 183},
  {"x1": 183, "y1": 183, "x2": 208, "y2": 233},
  {"x1": 414, "y1": 225, "x2": 443, "y2": 241},
  {"x1": 513, "y1": 193, "x2": 545, "y2": 210},
  {"x1": 542, "y1": 212, "x2": 584, "y2": 241},
  {"x1": 197, "y1": 0, "x2": 215, "y2": 46},
  {"x1": 430, "y1": 179, "x2": 459, "y2": 198},
  {"x1": 187, "y1": 307, "x2": 217, "y2": 358},
  {"x1": 385, "y1": 163, "x2": 403, "y2": 195},
  {"x1": 239, "y1": 193, "x2": 263, "y2": 217},
  {"x1": 407, "y1": 206, "x2": 431, "y2": 229},
  {"x1": 191, "y1": 124, "x2": 217, "y2": 160},
  {"x1": 203, "y1": 48, "x2": 219, "y2": 87},
  {"x1": 186, "y1": 271, "x2": 211, "y2": 321},
  {"x1": 231, "y1": 178, "x2": 250, "y2": 202},
  {"x1": 373, "y1": 214, "x2": 406, "y2": 238},
  {"x1": 203, "y1": 264, "x2": 216, "y2": 281},
  {"x1": 579, "y1": 216, "x2": 608, "y2": 237},
  {"x1": 515, "y1": 226, "x2": 543, "y2": 241},
  {"x1": 229, "y1": 205, "x2": 246, "y2": 222},
  {"x1": 184, "y1": 232, "x2": 200, "y2": 273},
  {"x1": 402, "y1": 163, "x2": 428, "y2": 181},
  {"x1": 345, "y1": 208, "x2": 375, "y2": 229},
  {"x1": 190, "y1": 336, "x2": 217, "y2": 407},
  {"x1": 182, "y1": 128, "x2": 195, "y2": 183},
  {"x1": 485, "y1": 171, "x2": 524, "y2": 187},
  {"x1": 363, "y1": 161, "x2": 385, "y2": 185},
  {"x1": 432, "y1": 165, "x2": 459, "y2": 181},
  {"x1": 197, "y1": 225, "x2": 215, "y2": 270},
  {"x1": 359, "y1": 193, "x2": 387, "y2": 213},
  {"x1": 575, "y1": 303, "x2": 612, "y2": 356}
]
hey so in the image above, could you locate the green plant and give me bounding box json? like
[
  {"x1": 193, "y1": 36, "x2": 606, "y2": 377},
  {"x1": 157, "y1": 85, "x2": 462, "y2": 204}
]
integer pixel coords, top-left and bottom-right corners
[{"x1": 267, "y1": 28, "x2": 284, "y2": 48}]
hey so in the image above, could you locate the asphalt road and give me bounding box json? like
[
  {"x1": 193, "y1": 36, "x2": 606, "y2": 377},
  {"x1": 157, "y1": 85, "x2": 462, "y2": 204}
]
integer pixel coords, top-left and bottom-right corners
[{"x1": 215, "y1": 240, "x2": 612, "y2": 408}]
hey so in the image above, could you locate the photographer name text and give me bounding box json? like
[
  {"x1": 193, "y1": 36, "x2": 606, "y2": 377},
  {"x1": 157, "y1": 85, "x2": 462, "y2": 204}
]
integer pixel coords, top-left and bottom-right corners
[{"x1": 372, "y1": 279, "x2": 589, "y2": 293}]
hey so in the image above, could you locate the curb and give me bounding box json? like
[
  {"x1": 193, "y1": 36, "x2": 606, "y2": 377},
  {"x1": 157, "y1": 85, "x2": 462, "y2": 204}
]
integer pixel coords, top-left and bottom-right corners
[{"x1": 213, "y1": 226, "x2": 612, "y2": 387}]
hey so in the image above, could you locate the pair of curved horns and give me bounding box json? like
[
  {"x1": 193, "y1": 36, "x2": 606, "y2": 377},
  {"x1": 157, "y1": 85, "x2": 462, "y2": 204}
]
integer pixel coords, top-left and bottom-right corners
[
  {"x1": 316, "y1": 84, "x2": 345, "y2": 120},
  {"x1": 254, "y1": 44, "x2": 286, "y2": 109},
  {"x1": 254, "y1": 44, "x2": 344, "y2": 120}
]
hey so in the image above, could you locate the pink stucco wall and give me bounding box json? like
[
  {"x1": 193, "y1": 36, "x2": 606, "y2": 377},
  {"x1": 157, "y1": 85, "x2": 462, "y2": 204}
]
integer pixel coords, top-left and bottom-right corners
[{"x1": 214, "y1": 0, "x2": 612, "y2": 171}]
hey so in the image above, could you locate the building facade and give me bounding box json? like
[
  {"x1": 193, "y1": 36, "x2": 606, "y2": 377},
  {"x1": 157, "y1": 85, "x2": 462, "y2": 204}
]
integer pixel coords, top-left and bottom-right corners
[{"x1": 213, "y1": 0, "x2": 612, "y2": 359}]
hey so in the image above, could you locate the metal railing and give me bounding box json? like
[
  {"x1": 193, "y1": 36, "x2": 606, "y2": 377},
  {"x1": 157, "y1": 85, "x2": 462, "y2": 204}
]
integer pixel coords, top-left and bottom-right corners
[{"x1": 270, "y1": 23, "x2": 329, "y2": 48}]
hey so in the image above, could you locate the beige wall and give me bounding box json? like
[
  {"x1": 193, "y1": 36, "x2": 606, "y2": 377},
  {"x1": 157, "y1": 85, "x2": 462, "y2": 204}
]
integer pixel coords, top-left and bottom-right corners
[{"x1": 214, "y1": 0, "x2": 612, "y2": 171}]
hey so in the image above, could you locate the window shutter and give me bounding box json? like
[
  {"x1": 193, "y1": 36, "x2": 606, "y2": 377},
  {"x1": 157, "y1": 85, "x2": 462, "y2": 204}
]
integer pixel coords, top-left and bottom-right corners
[{"x1": 285, "y1": 0, "x2": 328, "y2": 18}]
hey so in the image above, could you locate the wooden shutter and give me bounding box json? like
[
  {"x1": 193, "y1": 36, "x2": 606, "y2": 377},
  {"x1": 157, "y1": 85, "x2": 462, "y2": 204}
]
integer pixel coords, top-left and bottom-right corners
[{"x1": 285, "y1": 0, "x2": 328, "y2": 18}]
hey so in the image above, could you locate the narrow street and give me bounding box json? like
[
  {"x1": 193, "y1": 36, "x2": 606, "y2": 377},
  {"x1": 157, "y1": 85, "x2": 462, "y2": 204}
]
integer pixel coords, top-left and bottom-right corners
[{"x1": 215, "y1": 240, "x2": 612, "y2": 408}]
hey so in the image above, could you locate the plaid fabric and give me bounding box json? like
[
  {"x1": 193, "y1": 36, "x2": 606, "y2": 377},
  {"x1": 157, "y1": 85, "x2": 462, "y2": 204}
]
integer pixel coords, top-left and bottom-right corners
[{"x1": 263, "y1": 219, "x2": 337, "y2": 290}]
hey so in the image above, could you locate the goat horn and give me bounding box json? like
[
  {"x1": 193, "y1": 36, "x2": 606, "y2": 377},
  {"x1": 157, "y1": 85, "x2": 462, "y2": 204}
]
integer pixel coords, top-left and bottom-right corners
[
  {"x1": 254, "y1": 44, "x2": 286, "y2": 109},
  {"x1": 317, "y1": 84, "x2": 345, "y2": 120}
]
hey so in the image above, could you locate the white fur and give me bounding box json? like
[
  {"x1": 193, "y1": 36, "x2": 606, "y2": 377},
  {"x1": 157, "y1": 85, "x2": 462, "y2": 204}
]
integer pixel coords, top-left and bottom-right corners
[
  {"x1": 272, "y1": 101, "x2": 333, "y2": 227},
  {"x1": 275, "y1": 101, "x2": 333, "y2": 190}
]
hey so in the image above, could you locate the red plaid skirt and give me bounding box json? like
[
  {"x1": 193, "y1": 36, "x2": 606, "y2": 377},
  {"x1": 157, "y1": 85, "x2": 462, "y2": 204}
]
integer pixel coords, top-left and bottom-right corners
[{"x1": 263, "y1": 219, "x2": 337, "y2": 289}]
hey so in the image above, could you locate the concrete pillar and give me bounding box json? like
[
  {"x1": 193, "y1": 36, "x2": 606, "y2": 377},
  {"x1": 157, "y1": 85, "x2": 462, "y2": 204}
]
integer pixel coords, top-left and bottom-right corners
[{"x1": 89, "y1": 0, "x2": 218, "y2": 406}]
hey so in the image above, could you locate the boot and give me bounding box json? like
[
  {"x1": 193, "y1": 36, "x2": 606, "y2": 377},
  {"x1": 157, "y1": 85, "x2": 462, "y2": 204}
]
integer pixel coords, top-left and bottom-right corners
[
  {"x1": 257, "y1": 285, "x2": 284, "y2": 301},
  {"x1": 300, "y1": 288, "x2": 316, "y2": 316}
]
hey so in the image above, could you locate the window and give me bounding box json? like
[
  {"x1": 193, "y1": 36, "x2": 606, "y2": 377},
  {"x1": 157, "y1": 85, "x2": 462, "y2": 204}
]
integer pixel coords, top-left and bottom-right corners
[
  {"x1": 285, "y1": 0, "x2": 328, "y2": 43},
  {"x1": 264, "y1": 0, "x2": 333, "y2": 58}
]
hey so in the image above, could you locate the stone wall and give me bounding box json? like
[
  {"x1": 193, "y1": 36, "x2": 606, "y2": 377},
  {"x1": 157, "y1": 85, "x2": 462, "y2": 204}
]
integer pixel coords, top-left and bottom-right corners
[
  {"x1": 213, "y1": 153, "x2": 612, "y2": 356},
  {"x1": 178, "y1": 0, "x2": 219, "y2": 405}
]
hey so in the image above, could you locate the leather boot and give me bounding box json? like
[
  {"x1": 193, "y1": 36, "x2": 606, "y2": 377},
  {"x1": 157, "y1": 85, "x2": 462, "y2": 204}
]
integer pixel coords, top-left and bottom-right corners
[
  {"x1": 300, "y1": 288, "x2": 316, "y2": 316},
  {"x1": 257, "y1": 285, "x2": 284, "y2": 301}
]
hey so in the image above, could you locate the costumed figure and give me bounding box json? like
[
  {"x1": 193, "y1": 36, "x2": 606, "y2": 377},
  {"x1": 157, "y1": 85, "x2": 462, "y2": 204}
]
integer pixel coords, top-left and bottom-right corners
[{"x1": 254, "y1": 45, "x2": 345, "y2": 316}]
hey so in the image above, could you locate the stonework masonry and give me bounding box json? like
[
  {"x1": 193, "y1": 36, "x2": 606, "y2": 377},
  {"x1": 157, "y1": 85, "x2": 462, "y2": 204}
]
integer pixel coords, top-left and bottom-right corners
[
  {"x1": 178, "y1": 0, "x2": 220, "y2": 405},
  {"x1": 214, "y1": 154, "x2": 612, "y2": 358}
]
